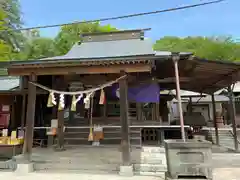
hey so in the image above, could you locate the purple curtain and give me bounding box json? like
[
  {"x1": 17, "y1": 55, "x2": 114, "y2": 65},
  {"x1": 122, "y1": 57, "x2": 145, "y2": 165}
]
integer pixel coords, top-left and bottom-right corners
[{"x1": 113, "y1": 83, "x2": 160, "y2": 103}]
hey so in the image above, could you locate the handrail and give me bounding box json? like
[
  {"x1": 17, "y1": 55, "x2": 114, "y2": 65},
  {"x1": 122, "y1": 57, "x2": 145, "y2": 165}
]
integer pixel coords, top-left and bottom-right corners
[
  {"x1": 202, "y1": 127, "x2": 240, "y2": 131},
  {"x1": 17, "y1": 125, "x2": 190, "y2": 130},
  {"x1": 229, "y1": 130, "x2": 240, "y2": 144}
]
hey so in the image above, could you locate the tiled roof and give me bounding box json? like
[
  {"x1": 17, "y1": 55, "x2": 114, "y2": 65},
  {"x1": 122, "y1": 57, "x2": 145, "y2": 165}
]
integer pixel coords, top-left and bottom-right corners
[
  {"x1": 43, "y1": 38, "x2": 155, "y2": 60},
  {"x1": 0, "y1": 76, "x2": 19, "y2": 91}
]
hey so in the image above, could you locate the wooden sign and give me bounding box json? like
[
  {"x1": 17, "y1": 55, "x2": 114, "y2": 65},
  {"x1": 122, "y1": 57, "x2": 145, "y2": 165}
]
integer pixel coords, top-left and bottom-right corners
[{"x1": 2, "y1": 105, "x2": 10, "y2": 112}]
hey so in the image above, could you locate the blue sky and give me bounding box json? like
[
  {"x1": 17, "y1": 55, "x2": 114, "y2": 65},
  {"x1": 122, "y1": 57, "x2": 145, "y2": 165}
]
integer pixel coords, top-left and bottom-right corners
[{"x1": 20, "y1": 0, "x2": 239, "y2": 41}]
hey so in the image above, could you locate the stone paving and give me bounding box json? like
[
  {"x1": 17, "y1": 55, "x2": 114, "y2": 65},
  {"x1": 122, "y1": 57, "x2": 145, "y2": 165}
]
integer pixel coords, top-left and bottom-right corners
[
  {"x1": 1, "y1": 146, "x2": 240, "y2": 179},
  {"x1": 0, "y1": 168, "x2": 240, "y2": 180},
  {"x1": 0, "y1": 172, "x2": 163, "y2": 180}
]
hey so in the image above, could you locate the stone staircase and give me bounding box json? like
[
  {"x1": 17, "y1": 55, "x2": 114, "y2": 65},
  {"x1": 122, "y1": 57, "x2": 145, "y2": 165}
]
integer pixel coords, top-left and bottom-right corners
[
  {"x1": 133, "y1": 146, "x2": 166, "y2": 176},
  {"x1": 64, "y1": 126, "x2": 142, "y2": 147},
  {"x1": 207, "y1": 129, "x2": 240, "y2": 150},
  {"x1": 30, "y1": 146, "x2": 166, "y2": 176},
  {"x1": 63, "y1": 103, "x2": 142, "y2": 147}
]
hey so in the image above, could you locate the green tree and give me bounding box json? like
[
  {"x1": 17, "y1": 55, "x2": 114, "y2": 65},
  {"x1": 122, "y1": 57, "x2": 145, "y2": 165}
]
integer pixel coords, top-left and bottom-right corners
[
  {"x1": 0, "y1": 0, "x2": 23, "y2": 50},
  {"x1": 25, "y1": 37, "x2": 56, "y2": 59},
  {"x1": 54, "y1": 22, "x2": 117, "y2": 55},
  {"x1": 0, "y1": 9, "x2": 12, "y2": 60},
  {"x1": 154, "y1": 36, "x2": 240, "y2": 61},
  {"x1": 10, "y1": 29, "x2": 57, "y2": 60}
]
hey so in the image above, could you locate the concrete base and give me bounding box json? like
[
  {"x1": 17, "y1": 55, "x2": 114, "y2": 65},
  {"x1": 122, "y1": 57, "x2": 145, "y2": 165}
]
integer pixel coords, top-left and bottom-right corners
[
  {"x1": 119, "y1": 165, "x2": 134, "y2": 176},
  {"x1": 14, "y1": 163, "x2": 34, "y2": 174}
]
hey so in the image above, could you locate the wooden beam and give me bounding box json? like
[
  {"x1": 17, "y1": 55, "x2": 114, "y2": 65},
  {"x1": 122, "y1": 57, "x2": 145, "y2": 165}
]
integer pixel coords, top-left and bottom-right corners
[
  {"x1": 0, "y1": 90, "x2": 47, "y2": 95},
  {"x1": 8, "y1": 64, "x2": 151, "y2": 76},
  {"x1": 23, "y1": 73, "x2": 37, "y2": 161},
  {"x1": 119, "y1": 72, "x2": 131, "y2": 166}
]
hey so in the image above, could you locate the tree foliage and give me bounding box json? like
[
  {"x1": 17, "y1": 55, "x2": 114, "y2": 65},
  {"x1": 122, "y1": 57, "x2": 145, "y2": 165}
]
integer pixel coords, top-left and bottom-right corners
[
  {"x1": 0, "y1": 8, "x2": 12, "y2": 60},
  {"x1": 12, "y1": 22, "x2": 117, "y2": 60},
  {"x1": 1, "y1": 1, "x2": 240, "y2": 62},
  {"x1": 17, "y1": 37, "x2": 56, "y2": 60},
  {"x1": 12, "y1": 29, "x2": 56, "y2": 60},
  {"x1": 54, "y1": 22, "x2": 117, "y2": 55},
  {"x1": 0, "y1": 0, "x2": 23, "y2": 51},
  {"x1": 154, "y1": 36, "x2": 240, "y2": 61}
]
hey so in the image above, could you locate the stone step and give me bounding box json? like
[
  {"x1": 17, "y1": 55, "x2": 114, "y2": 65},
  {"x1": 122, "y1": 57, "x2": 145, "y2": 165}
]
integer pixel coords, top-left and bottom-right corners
[
  {"x1": 34, "y1": 162, "x2": 166, "y2": 174},
  {"x1": 135, "y1": 171, "x2": 165, "y2": 177},
  {"x1": 141, "y1": 147, "x2": 165, "y2": 153},
  {"x1": 0, "y1": 160, "x2": 14, "y2": 170},
  {"x1": 36, "y1": 168, "x2": 118, "y2": 174},
  {"x1": 140, "y1": 157, "x2": 166, "y2": 165},
  {"x1": 64, "y1": 138, "x2": 141, "y2": 146},
  {"x1": 64, "y1": 131, "x2": 141, "y2": 139},
  {"x1": 133, "y1": 163, "x2": 166, "y2": 172},
  {"x1": 34, "y1": 162, "x2": 120, "y2": 171},
  {"x1": 65, "y1": 127, "x2": 141, "y2": 133}
]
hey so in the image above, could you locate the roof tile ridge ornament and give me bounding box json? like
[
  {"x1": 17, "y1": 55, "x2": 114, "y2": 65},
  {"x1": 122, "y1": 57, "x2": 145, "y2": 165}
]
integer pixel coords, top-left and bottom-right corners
[
  {"x1": 80, "y1": 28, "x2": 151, "y2": 37},
  {"x1": 80, "y1": 28, "x2": 151, "y2": 43}
]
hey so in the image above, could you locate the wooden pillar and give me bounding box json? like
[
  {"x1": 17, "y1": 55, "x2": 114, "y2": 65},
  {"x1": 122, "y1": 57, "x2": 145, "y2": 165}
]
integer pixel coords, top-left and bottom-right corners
[
  {"x1": 56, "y1": 76, "x2": 66, "y2": 151},
  {"x1": 56, "y1": 110, "x2": 65, "y2": 150},
  {"x1": 119, "y1": 72, "x2": 131, "y2": 166},
  {"x1": 136, "y1": 103, "x2": 142, "y2": 121},
  {"x1": 151, "y1": 103, "x2": 155, "y2": 121},
  {"x1": 228, "y1": 86, "x2": 239, "y2": 151},
  {"x1": 47, "y1": 76, "x2": 58, "y2": 148},
  {"x1": 20, "y1": 76, "x2": 28, "y2": 129},
  {"x1": 188, "y1": 97, "x2": 193, "y2": 114},
  {"x1": 156, "y1": 103, "x2": 160, "y2": 121},
  {"x1": 211, "y1": 94, "x2": 219, "y2": 145},
  {"x1": 52, "y1": 76, "x2": 58, "y2": 119},
  {"x1": 103, "y1": 102, "x2": 107, "y2": 118},
  {"x1": 20, "y1": 95, "x2": 27, "y2": 129},
  {"x1": 10, "y1": 96, "x2": 16, "y2": 129},
  {"x1": 23, "y1": 74, "x2": 37, "y2": 161},
  {"x1": 102, "y1": 100, "x2": 107, "y2": 120}
]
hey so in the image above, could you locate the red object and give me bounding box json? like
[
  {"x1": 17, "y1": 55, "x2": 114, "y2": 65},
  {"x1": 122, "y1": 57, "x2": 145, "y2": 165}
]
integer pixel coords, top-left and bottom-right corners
[
  {"x1": 0, "y1": 105, "x2": 10, "y2": 129},
  {"x1": 0, "y1": 114, "x2": 10, "y2": 129}
]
